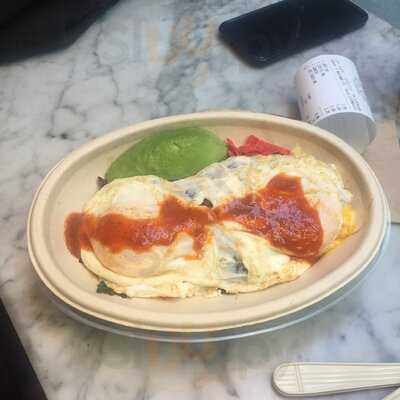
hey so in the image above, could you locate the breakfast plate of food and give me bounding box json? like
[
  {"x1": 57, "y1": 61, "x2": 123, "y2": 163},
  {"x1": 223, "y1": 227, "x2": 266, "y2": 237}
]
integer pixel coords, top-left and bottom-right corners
[{"x1": 27, "y1": 111, "x2": 390, "y2": 340}]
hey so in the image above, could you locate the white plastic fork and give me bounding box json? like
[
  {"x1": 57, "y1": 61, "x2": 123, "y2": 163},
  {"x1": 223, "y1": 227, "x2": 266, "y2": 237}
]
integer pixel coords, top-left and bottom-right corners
[{"x1": 273, "y1": 363, "x2": 400, "y2": 397}]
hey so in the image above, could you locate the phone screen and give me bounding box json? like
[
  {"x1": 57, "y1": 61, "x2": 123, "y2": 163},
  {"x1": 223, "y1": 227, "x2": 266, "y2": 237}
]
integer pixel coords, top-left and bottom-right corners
[{"x1": 219, "y1": 0, "x2": 368, "y2": 66}]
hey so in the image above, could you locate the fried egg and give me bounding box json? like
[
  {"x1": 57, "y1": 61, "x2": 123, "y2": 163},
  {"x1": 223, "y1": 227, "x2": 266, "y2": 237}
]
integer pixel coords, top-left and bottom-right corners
[{"x1": 79, "y1": 151, "x2": 356, "y2": 298}]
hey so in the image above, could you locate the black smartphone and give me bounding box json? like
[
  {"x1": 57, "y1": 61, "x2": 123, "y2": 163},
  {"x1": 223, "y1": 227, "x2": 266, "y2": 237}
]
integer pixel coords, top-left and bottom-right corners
[{"x1": 219, "y1": 0, "x2": 368, "y2": 67}]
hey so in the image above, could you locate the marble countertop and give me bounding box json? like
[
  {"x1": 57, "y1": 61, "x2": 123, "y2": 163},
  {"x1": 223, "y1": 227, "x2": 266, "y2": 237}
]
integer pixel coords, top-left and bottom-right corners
[{"x1": 1, "y1": 1, "x2": 399, "y2": 399}]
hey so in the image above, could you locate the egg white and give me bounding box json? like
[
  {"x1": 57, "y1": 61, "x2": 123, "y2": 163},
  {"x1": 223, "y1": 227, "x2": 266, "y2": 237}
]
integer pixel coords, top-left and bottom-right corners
[{"x1": 80, "y1": 151, "x2": 354, "y2": 298}]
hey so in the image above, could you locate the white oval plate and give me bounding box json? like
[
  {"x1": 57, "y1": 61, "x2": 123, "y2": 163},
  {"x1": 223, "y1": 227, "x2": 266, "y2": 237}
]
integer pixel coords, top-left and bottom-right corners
[{"x1": 28, "y1": 111, "x2": 389, "y2": 334}]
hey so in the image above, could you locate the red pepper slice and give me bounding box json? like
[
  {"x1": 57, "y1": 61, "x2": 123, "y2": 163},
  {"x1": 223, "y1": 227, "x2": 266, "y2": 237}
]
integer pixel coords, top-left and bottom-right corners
[
  {"x1": 225, "y1": 138, "x2": 241, "y2": 156},
  {"x1": 226, "y1": 135, "x2": 290, "y2": 157}
]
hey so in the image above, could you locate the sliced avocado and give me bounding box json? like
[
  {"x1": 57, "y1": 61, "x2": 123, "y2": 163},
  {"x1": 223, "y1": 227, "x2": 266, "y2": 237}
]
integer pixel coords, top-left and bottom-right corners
[{"x1": 105, "y1": 127, "x2": 228, "y2": 181}]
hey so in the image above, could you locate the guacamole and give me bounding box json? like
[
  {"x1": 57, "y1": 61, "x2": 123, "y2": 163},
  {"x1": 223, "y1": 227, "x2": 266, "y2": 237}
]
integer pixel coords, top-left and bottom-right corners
[{"x1": 105, "y1": 127, "x2": 228, "y2": 182}]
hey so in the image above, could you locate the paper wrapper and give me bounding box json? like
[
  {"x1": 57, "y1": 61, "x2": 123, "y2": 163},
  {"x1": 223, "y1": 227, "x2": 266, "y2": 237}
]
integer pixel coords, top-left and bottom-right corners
[{"x1": 363, "y1": 120, "x2": 400, "y2": 223}]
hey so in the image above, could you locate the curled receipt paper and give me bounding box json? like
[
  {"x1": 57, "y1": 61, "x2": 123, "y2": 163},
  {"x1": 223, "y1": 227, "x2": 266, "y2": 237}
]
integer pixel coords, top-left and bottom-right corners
[{"x1": 296, "y1": 54, "x2": 376, "y2": 153}]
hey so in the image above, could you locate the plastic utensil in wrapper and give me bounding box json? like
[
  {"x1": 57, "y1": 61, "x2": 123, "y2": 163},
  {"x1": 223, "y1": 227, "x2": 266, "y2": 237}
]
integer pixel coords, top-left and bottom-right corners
[{"x1": 295, "y1": 55, "x2": 376, "y2": 153}]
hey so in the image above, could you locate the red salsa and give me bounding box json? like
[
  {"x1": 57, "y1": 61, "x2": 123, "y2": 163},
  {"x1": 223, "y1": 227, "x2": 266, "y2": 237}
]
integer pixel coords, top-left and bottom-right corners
[
  {"x1": 214, "y1": 174, "x2": 322, "y2": 257},
  {"x1": 65, "y1": 174, "x2": 322, "y2": 260},
  {"x1": 64, "y1": 212, "x2": 92, "y2": 259}
]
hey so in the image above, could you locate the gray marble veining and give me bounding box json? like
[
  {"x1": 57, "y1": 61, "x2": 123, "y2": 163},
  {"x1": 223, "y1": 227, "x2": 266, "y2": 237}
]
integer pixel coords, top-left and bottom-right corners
[{"x1": 0, "y1": 1, "x2": 399, "y2": 399}]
